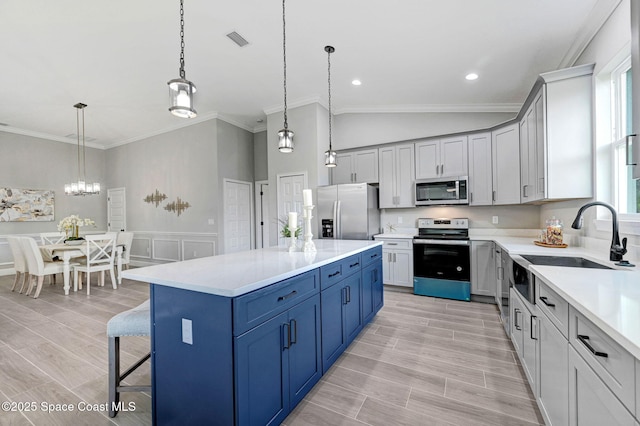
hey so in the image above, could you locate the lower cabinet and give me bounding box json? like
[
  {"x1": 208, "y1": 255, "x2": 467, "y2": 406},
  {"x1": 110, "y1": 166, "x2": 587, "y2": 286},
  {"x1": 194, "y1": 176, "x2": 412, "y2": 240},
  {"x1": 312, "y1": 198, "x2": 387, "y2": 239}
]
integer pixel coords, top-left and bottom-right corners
[
  {"x1": 362, "y1": 260, "x2": 383, "y2": 324},
  {"x1": 235, "y1": 294, "x2": 322, "y2": 426},
  {"x1": 471, "y1": 241, "x2": 496, "y2": 297},
  {"x1": 321, "y1": 272, "x2": 363, "y2": 372},
  {"x1": 373, "y1": 236, "x2": 413, "y2": 288},
  {"x1": 568, "y1": 346, "x2": 637, "y2": 425},
  {"x1": 509, "y1": 289, "x2": 537, "y2": 388},
  {"x1": 537, "y1": 302, "x2": 569, "y2": 426}
]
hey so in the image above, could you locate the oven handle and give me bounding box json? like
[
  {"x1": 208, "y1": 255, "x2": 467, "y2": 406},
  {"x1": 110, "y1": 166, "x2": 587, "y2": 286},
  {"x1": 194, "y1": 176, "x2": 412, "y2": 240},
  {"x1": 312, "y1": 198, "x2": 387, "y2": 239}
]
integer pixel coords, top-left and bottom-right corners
[{"x1": 413, "y1": 239, "x2": 470, "y2": 246}]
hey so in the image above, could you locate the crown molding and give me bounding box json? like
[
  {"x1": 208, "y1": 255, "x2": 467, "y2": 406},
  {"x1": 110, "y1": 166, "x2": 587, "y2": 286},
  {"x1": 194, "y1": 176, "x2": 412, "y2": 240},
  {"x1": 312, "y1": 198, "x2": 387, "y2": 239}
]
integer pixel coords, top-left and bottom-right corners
[
  {"x1": 0, "y1": 126, "x2": 105, "y2": 149},
  {"x1": 263, "y1": 96, "x2": 322, "y2": 116},
  {"x1": 333, "y1": 103, "x2": 522, "y2": 115}
]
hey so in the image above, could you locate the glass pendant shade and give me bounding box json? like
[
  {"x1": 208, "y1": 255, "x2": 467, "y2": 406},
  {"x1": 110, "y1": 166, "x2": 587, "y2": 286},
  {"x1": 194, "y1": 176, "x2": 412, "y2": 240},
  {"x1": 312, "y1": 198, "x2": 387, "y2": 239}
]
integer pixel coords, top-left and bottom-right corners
[
  {"x1": 324, "y1": 150, "x2": 337, "y2": 167},
  {"x1": 64, "y1": 103, "x2": 100, "y2": 196},
  {"x1": 278, "y1": 128, "x2": 294, "y2": 153},
  {"x1": 168, "y1": 78, "x2": 197, "y2": 118}
]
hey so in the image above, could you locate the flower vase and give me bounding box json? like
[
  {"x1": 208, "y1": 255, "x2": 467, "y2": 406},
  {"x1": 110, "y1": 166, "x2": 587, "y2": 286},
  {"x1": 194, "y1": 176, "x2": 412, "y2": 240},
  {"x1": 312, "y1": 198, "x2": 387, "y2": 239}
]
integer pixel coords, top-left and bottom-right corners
[{"x1": 72, "y1": 225, "x2": 79, "y2": 239}]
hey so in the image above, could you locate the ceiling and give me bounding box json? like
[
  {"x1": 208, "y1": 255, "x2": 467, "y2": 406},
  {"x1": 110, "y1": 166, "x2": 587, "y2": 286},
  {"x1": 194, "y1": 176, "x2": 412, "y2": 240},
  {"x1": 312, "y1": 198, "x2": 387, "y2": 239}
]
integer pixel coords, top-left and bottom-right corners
[{"x1": 0, "y1": 0, "x2": 615, "y2": 149}]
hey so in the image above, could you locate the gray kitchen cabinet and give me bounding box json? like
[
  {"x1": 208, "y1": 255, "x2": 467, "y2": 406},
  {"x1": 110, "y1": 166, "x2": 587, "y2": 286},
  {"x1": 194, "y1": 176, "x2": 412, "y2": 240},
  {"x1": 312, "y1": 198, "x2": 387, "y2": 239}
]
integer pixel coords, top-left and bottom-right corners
[
  {"x1": 491, "y1": 123, "x2": 521, "y2": 205},
  {"x1": 374, "y1": 236, "x2": 413, "y2": 287},
  {"x1": 332, "y1": 149, "x2": 379, "y2": 184},
  {"x1": 568, "y1": 346, "x2": 637, "y2": 425},
  {"x1": 470, "y1": 240, "x2": 495, "y2": 297},
  {"x1": 494, "y1": 246, "x2": 503, "y2": 306},
  {"x1": 537, "y1": 303, "x2": 569, "y2": 426},
  {"x1": 468, "y1": 132, "x2": 493, "y2": 206},
  {"x1": 510, "y1": 288, "x2": 537, "y2": 390},
  {"x1": 631, "y1": 0, "x2": 640, "y2": 179},
  {"x1": 519, "y1": 64, "x2": 594, "y2": 202},
  {"x1": 379, "y1": 144, "x2": 415, "y2": 208},
  {"x1": 415, "y1": 136, "x2": 468, "y2": 180}
]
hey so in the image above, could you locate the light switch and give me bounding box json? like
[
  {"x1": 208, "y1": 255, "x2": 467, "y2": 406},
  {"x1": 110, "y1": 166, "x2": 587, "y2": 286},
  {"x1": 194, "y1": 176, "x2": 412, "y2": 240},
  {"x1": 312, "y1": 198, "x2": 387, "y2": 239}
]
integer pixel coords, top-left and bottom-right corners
[
  {"x1": 492, "y1": 216, "x2": 499, "y2": 224},
  {"x1": 182, "y1": 318, "x2": 193, "y2": 345},
  {"x1": 397, "y1": 216, "x2": 403, "y2": 224},
  {"x1": 208, "y1": 218, "x2": 215, "y2": 225}
]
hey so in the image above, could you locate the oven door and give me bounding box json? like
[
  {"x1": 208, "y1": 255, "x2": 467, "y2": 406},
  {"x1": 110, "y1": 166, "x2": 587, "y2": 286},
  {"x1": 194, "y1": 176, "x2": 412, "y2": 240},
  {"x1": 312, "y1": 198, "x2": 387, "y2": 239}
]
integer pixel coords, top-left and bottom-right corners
[{"x1": 413, "y1": 239, "x2": 471, "y2": 301}]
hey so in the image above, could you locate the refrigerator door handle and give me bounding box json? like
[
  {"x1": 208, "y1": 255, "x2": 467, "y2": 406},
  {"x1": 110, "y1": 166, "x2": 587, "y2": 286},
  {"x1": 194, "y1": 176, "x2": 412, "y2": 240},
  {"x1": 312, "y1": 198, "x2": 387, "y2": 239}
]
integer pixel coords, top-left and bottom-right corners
[
  {"x1": 332, "y1": 200, "x2": 338, "y2": 239},
  {"x1": 336, "y1": 200, "x2": 342, "y2": 239}
]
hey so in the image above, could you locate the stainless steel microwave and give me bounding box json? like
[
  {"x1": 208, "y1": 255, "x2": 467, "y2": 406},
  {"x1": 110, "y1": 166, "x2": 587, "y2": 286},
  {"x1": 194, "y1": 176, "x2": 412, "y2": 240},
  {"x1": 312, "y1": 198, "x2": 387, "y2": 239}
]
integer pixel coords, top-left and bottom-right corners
[{"x1": 415, "y1": 176, "x2": 469, "y2": 205}]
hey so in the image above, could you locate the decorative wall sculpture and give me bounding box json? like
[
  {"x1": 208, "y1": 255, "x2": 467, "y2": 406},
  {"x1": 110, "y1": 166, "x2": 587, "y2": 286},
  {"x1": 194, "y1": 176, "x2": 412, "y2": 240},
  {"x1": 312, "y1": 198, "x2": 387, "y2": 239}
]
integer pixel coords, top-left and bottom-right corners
[
  {"x1": 0, "y1": 188, "x2": 54, "y2": 222},
  {"x1": 164, "y1": 197, "x2": 191, "y2": 217},
  {"x1": 143, "y1": 189, "x2": 167, "y2": 207}
]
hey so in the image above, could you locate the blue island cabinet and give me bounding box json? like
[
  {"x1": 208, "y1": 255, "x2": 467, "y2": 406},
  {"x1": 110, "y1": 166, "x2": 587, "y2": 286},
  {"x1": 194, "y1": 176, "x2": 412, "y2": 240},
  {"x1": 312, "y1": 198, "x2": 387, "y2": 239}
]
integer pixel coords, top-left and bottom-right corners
[{"x1": 150, "y1": 246, "x2": 383, "y2": 426}]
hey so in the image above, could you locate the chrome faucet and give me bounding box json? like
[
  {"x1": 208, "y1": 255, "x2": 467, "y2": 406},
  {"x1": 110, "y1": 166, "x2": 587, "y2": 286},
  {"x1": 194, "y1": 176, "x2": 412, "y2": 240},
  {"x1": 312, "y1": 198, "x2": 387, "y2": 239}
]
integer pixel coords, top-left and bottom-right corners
[{"x1": 571, "y1": 201, "x2": 634, "y2": 266}]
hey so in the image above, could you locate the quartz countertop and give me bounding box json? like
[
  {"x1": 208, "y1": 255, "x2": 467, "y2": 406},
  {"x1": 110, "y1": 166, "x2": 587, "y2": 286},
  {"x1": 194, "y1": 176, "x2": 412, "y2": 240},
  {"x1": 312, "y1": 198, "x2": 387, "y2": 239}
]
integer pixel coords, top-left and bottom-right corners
[
  {"x1": 121, "y1": 239, "x2": 382, "y2": 297},
  {"x1": 373, "y1": 233, "x2": 416, "y2": 239}
]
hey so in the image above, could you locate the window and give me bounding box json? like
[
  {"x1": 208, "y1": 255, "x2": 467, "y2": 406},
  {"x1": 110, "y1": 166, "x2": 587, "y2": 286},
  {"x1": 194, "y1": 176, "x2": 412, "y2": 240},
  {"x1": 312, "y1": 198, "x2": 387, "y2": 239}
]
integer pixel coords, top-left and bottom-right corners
[{"x1": 611, "y1": 58, "x2": 639, "y2": 216}]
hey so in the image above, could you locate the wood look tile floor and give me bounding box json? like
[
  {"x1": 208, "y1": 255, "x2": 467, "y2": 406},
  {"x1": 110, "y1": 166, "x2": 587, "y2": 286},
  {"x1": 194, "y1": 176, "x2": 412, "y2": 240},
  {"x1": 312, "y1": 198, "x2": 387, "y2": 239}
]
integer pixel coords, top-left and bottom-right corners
[{"x1": 0, "y1": 275, "x2": 543, "y2": 425}]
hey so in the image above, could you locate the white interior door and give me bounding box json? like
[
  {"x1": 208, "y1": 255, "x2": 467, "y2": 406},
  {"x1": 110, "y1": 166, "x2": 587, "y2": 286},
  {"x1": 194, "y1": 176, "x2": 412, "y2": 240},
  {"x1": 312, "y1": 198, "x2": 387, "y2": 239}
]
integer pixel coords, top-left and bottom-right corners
[
  {"x1": 277, "y1": 172, "x2": 307, "y2": 245},
  {"x1": 107, "y1": 188, "x2": 126, "y2": 232},
  {"x1": 224, "y1": 179, "x2": 253, "y2": 254},
  {"x1": 255, "y1": 181, "x2": 270, "y2": 248}
]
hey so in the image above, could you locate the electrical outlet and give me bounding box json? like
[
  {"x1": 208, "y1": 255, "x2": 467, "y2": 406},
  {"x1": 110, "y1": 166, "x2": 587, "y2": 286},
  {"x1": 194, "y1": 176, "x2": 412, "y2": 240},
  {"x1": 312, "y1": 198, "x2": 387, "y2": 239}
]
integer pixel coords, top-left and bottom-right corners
[
  {"x1": 492, "y1": 216, "x2": 499, "y2": 224},
  {"x1": 208, "y1": 218, "x2": 215, "y2": 225},
  {"x1": 397, "y1": 216, "x2": 403, "y2": 224}
]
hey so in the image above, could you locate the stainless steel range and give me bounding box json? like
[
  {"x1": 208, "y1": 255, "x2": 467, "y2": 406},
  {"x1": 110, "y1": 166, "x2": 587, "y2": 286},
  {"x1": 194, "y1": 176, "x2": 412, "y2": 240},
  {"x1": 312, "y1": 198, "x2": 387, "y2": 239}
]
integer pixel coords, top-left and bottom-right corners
[{"x1": 413, "y1": 218, "x2": 471, "y2": 301}]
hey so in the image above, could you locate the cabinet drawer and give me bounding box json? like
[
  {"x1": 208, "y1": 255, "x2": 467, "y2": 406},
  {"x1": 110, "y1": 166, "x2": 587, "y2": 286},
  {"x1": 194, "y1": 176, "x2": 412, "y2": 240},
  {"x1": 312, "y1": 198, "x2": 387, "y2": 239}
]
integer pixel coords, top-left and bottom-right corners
[
  {"x1": 569, "y1": 306, "x2": 635, "y2": 412},
  {"x1": 380, "y1": 239, "x2": 412, "y2": 250},
  {"x1": 320, "y1": 254, "x2": 361, "y2": 289},
  {"x1": 362, "y1": 246, "x2": 383, "y2": 266},
  {"x1": 233, "y1": 270, "x2": 319, "y2": 335},
  {"x1": 536, "y1": 279, "x2": 569, "y2": 338}
]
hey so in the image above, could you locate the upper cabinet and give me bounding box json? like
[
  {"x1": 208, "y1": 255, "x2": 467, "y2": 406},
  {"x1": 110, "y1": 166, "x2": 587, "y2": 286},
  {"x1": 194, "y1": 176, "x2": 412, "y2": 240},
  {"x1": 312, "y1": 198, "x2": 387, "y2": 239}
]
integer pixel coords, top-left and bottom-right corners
[
  {"x1": 492, "y1": 123, "x2": 521, "y2": 205},
  {"x1": 379, "y1": 144, "x2": 415, "y2": 208},
  {"x1": 468, "y1": 132, "x2": 493, "y2": 206},
  {"x1": 415, "y1": 136, "x2": 468, "y2": 180},
  {"x1": 519, "y1": 64, "x2": 594, "y2": 203},
  {"x1": 332, "y1": 149, "x2": 379, "y2": 184},
  {"x1": 631, "y1": 0, "x2": 640, "y2": 179}
]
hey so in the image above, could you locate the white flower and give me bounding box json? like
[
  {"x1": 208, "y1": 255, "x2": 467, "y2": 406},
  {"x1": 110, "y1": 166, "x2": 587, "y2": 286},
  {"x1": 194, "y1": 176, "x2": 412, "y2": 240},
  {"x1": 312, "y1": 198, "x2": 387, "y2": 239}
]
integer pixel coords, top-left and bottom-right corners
[{"x1": 57, "y1": 215, "x2": 96, "y2": 231}]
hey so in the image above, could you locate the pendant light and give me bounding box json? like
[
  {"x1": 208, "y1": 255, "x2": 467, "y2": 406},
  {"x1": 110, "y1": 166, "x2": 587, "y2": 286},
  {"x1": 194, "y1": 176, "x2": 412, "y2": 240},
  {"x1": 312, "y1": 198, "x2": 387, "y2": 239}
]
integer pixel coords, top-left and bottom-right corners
[
  {"x1": 167, "y1": 0, "x2": 197, "y2": 118},
  {"x1": 64, "y1": 103, "x2": 100, "y2": 196},
  {"x1": 324, "y1": 46, "x2": 337, "y2": 167},
  {"x1": 278, "y1": 0, "x2": 294, "y2": 153}
]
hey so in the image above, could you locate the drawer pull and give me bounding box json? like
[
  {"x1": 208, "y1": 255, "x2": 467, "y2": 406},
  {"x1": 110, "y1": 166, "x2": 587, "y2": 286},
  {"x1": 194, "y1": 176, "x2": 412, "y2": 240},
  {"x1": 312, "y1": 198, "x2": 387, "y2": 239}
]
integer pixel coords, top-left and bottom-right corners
[
  {"x1": 349, "y1": 261, "x2": 360, "y2": 268},
  {"x1": 539, "y1": 296, "x2": 555, "y2": 307},
  {"x1": 387, "y1": 243, "x2": 398, "y2": 246},
  {"x1": 578, "y1": 335, "x2": 608, "y2": 358},
  {"x1": 370, "y1": 253, "x2": 379, "y2": 259},
  {"x1": 328, "y1": 270, "x2": 341, "y2": 278},
  {"x1": 277, "y1": 290, "x2": 298, "y2": 301}
]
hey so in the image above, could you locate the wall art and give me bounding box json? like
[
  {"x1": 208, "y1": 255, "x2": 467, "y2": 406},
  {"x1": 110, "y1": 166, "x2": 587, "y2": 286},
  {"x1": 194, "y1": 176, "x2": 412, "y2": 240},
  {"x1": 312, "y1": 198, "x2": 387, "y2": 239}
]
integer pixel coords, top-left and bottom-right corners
[
  {"x1": 164, "y1": 197, "x2": 191, "y2": 217},
  {"x1": 143, "y1": 189, "x2": 167, "y2": 207},
  {"x1": 0, "y1": 188, "x2": 54, "y2": 222}
]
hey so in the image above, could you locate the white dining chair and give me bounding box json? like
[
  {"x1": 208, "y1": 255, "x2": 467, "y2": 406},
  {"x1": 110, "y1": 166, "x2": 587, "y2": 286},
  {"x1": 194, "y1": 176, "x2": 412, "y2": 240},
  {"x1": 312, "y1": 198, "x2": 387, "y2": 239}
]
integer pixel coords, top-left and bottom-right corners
[
  {"x1": 20, "y1": 237, "x2": 77, "y2": 298},
  {"x1": 40, "y1": 231, "x2": 66, "y2": 245},
  {"x1": 7, "y1": 236, "x2": 29, "y2": 293},
  {"x1": 116, "y1": 232, "x2": 134, "y2": 284},
  {"x1": 74, "y1": 233, "x2": 118, "y2": 295}
]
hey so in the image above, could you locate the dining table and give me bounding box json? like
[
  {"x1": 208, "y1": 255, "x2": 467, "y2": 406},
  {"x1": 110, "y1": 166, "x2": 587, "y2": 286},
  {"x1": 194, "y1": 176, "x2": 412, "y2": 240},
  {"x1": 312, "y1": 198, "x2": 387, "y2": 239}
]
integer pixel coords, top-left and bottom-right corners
[{"x1": 40, "y1": 243, "x2": 123, "y2": 295}]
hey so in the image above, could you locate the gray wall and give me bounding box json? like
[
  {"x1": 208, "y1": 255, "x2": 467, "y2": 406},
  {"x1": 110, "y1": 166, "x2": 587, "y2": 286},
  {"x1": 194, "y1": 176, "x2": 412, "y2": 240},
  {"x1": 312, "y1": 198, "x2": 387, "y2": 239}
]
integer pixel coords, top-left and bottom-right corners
[
  {"x1": 253, "y1": 131, "x2": 268, "y2": 182},
  {"x1": 0, "y1": 132, "x2": 106, "y2": 234}
]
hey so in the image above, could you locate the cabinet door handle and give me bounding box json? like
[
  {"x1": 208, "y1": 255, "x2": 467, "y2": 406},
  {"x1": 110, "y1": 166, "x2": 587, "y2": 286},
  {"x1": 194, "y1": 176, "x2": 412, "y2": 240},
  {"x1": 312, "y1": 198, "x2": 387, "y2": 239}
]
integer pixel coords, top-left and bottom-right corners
[
  {"x1": 328, "y1": 270, "x2": 341, "y2": 278},
  {"x1": 354, "y1": 172, "x2": 357, "y2": 182},
  {"x1": 277, "y1": 290, "x2": 298, "y2": 301},
  {"x1": 388, "y1": 253, "x2": 392, "y2": 262},
  {"x1": 514, "y1": 308, "x2": 521, "y2": 330},
  {"x1": 497, "y1": 266, "x2": 503, "y2": 281},
  {"x1": 577, "y1": 335, "x2": 608, "y2": 358},
  {"x1": 492, "y1": 190, "x2": 496, "y2": 202},
  {"x1": 539, "y1": 296, "x2": 555, "y2": 308},
  {"x1": 523, "y1": 185, "x2": 528, "y2": 198},
  {"x1": 342, "y1": 287, "x2": 347, "y2": 305},
  {"x1": 436, "y1": 164, "x2": 439, "y2": 175},
  {"x1": 470, "y1": 193, "x2": 473, "y2": 203},
  {"x1": 283, "y1": 323, "x2": 291, "y2": 349},
  {"x1": 530, "y1": 315, "x2": 537, "y2": 340},
  {"x1": 441, "y1": 164, "x2": 444, "y2": 175},
  {"x1": 346, "y1": 285, "x2": 351, "y2": 303},
  {"x1": 290, "y1": 319, "x2": 297, "y2": 345}
]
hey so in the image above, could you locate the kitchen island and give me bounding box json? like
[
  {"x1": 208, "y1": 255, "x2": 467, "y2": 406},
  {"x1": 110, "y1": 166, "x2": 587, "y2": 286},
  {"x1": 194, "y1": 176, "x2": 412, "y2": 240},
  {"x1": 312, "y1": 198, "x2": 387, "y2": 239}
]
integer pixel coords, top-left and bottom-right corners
[{"x1": 122, "y1": 239, "x2": 383, "y2": 426}]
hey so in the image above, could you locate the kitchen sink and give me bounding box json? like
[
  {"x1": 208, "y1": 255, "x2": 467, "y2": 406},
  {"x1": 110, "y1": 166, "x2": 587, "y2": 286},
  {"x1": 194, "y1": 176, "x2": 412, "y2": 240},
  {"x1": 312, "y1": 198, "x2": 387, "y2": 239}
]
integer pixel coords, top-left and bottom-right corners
[{"x1": 521, "y1": 255, "x2": 613, "y2": 269}]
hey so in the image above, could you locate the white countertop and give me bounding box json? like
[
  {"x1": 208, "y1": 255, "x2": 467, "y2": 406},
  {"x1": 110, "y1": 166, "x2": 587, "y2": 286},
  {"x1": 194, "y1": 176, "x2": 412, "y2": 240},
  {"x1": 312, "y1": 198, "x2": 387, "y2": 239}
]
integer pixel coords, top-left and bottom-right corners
[
  {"x1": 485, "y1": 236, "x2": 640, "y2": 359},
  {"x1": 121, "y1": 239, "x2": 382, "y2": 297}
]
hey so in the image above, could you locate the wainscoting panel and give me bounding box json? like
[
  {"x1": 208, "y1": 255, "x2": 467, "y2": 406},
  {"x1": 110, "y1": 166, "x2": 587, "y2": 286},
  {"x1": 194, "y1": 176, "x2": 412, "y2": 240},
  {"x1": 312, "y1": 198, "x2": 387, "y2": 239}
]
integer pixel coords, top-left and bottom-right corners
[
  {"x1": 152, "y1": 239, "x2": 180, "y2": 262},
  {"x1": 129, "y1": 231, "x2": 218, "y2": 267},
  {"x1": 182, "y1": 239, "x2": 216, "y2": 261},
  {"x1": 131, "y1": 237, "x2": 152, "y2": 259}
]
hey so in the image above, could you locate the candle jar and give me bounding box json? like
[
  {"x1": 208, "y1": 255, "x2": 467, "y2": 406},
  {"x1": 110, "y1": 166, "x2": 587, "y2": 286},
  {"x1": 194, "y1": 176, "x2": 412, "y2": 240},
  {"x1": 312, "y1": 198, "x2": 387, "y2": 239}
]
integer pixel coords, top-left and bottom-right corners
[{"x1": 545, "y1": 218, "x2": 563, "y2": 245}]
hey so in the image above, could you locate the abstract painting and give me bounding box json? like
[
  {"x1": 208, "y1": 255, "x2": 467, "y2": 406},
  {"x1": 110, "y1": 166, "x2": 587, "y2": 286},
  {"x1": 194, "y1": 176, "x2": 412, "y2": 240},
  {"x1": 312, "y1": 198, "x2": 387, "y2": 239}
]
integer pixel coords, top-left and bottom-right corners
[{"x1": 0, "y1": 188, "x2": 54, "y2": 222}]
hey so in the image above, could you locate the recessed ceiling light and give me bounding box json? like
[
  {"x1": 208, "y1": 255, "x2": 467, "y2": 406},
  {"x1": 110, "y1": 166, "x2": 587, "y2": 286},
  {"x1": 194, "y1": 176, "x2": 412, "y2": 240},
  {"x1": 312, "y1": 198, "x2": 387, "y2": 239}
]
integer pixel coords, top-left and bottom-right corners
[
  {"x1": 351, "y1": 79, "x2": 362, "y2": 86},
  {"x1": 465, "y1": 73, "x2": 479, "y2": 81}
]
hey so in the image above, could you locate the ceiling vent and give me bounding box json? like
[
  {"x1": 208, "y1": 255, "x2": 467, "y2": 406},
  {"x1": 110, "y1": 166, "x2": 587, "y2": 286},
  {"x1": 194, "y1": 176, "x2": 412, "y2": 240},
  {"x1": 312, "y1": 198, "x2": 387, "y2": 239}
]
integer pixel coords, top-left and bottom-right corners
[{"x1": 226, "y1": 31, "x2": 249, "y2": 47}]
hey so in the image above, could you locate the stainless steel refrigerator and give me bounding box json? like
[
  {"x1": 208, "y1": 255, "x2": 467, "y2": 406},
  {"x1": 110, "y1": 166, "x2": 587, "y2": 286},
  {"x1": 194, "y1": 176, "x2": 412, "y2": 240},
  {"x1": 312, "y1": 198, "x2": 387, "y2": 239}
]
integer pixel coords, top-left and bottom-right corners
[{"x1": 317, "y1": 183, "x2": 380, "y2": 240}]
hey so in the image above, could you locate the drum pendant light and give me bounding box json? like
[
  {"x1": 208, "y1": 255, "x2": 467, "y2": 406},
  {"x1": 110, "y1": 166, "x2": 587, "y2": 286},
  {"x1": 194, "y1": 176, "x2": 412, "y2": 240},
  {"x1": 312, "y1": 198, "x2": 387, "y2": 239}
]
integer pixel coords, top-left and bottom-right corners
[
  {"x1": 167, "y1": 0, "x2": 197, "y2": 118},
  {"x1": 278, "y1": 0, "x2": 294, "y2": 153},
  {"x1": 324, "y1": 46, "x2": 337, "y2": 167}
]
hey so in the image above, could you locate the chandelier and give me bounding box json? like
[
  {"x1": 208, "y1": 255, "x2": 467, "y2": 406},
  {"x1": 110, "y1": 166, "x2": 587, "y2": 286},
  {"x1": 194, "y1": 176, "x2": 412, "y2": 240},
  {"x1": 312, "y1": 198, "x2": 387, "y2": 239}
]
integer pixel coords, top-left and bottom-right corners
[
  {"x1": 65, "y1": 103, "x2": 100, "y2": 196},
  {"x1": 168, "y1": 0, "x2": 197, "y2": 118},
  {"x1": 277, "y1": 0, "x2": 294, "y2": 153}
]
